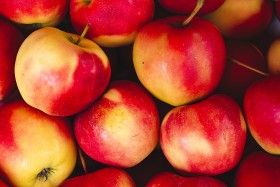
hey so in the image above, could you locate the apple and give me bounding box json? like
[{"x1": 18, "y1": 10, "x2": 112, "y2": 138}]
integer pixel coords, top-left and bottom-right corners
[
  {"x1": 216, "y1": 39, "x2": 268, "y2": 103},
  {"x1": 146, "y1": 171, "x2": 227, "y2": 187},
  {"x1": 0, "y1": 178, "x2": 8, "y2": 187},
  {"x1": 160, "y1": 94, "x2": 247, "y2": 176},
  {"x1": 59, "y1": 167, "x2": 136, "y2": 187},
  {"x1": 0, "y1": 99, "x2": 77, "y2": 187},
  {"x1": 0, "y1": 19, "x2": 24, "y2": 101},
  {"x1": 243, "y1": 76, "x2": 280, "y2": 154},
  {"x1": 203, "y1": 0, "x2": 273, "y2": 39},
  {"x1": 15, "y1": 26, "x2": 111, "y2": 116},
  {"x1": 74, "y1": 80, "x2": 160, "y2": 168},
  {"x1": 133, "y1": 15, "x2": 226, "y2": 106},
  {"x1": 234, "y1": 151, "x2": 280, "y2": 187},
  {"x1": 0, "y1": 0, "x2": 69, "y2": 29},
  {"x1": 157, "y1": 0, "x2": 225, "y2": 15},
  {"x1": 69, "y1": 0, "x2": 155, "y2": 47},
  {"x1": 267, "y1": 38, "x2": 280, "y2": 75}
]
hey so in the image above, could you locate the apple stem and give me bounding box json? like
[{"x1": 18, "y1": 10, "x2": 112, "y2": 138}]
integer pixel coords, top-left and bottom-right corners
[
  {"x1": 227, "y1": 57, "x2": 270, "y2": 77},
  {"x1": 75, "y1": 23, "x2": 90, "y2": 45},
  {"x1": 78, "y1": 148, "x2": 88, "y2": 174},
  {"x1": 182, "y1": 0, "x2": 205, "y2": 26}
]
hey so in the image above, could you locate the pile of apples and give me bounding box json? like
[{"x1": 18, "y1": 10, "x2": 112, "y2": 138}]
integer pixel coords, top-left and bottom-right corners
[{"x1": 1, "y1": 0, "x2": 280, "y2": 186}]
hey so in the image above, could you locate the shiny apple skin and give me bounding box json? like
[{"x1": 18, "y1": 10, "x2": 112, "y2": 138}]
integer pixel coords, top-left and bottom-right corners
[{"x1": 133, "y1": 16, "x2": 226, "y2": 106}]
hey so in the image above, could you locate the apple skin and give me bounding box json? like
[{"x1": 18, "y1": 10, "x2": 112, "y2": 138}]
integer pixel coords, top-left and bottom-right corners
[
  {"x1": 204, "y1": 0, "x2": 273, "y2": 39},
  {"x1": 160, "y1": 94, "x2": 247, "y2": 176},
  {"x1": 0, "y1": 178, "x2": 8, "y2": 187},
  {"x1": 15, "y1": 27, "x2": 111, "y2": 117},
  {"x1": 0, "y1": 0, "x2": 68, "y2": 29},
  {"x1": 216, "y1": 39, "x2": 268, "y2": 103},
  {"x1": 157, "y1": 0, "x2": 225, "y2": 15},
  {"x1": 59, "y1": 167, "x2": 136, "y2": 187},
  {"x1": 74, "y1": 80, "x2": 160, "y2": 168},
  {"x1": 133, "y1": 16, "x2": 226, "y2": 106},
  {"x1": 243, "y1": 76, "x2": 280, "y2": 154},
  {"x1": 69, "y1": 0, "x2": 154, "y2": 47},
  {"x1": 267, "y1": 38, "x2": 280, "y2": 75},
  {"x1": 146, "y1": 171, "x2": 227, "y2": 187},
  {"x1": 235, "y1": 151, "x2": 280, "y2": 187},
  {"x1": 0, "y1": 99, "x2": 77, "y2": 187},
  {"x1": 0, "y1": 19, "x2": 24, "y2": 101}
]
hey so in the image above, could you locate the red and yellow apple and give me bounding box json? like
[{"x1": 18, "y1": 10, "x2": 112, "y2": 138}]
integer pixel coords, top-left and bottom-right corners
[
  {"x1": 160, "y1": 94, "x2": 247, "y2": 175},
  {"x1": 74, "y1": 80, "x2": 160, "y2": 168},
  {"x1": 0, "y1": 99, "x2": 77, "y2": 187},
  {"x1": 15, "y1": 26, "x2": 111, "y2": 116},
  {"x1": 59, "y1": 167, "x2": 136, "y2": 187},
  {"x1": 69, "y1": 0, "x2": 155, "y2": 47},
  {"x1": 243, "y1": 76, "x2": 280, "y2": 154},
  {"x1": 204, "y1": 0, "x2": 273, "y2": 39},
  {"x1": 146, "y1": 171, "x2": 227, "y2": 187},
  {"x1": 235, "y1": 151, "x2": 280, "y2": 187},
  {"x1": 133, "y1": 16, "x2": 226, "y2": 106},
  {"x1": 0, "y1": 0, "x2": 69, "y2": 29},
  {"x1": 0, "y1": 19, "x2": 24, "y2": 101}
]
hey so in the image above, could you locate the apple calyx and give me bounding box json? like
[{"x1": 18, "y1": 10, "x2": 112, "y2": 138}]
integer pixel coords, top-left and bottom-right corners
[
  {"x1": 36, "y1": 168, "x2": 54, "y2": 181},
  {"x1": 182, "y1": 0, "x2": 205, "y2": 26},
  {"x1": 227, "y1": 57, "x2": 270, "y2": 77}
]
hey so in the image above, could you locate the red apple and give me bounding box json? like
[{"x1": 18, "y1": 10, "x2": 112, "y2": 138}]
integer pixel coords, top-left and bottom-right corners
[
  {"x1": 0, "y1": 19, "x2": 24, "y2": 101},
  {"x1": 74, "y1": 80, "x2": 160, "y2": 168},
  {"x1": 0, "y1": 178, "x2": 8, "y2": 187},
  {"x1": 235, "y1": 151, "x2": 280, "y2": 187},
  {"x1": 59, "y1": 167, "x2": 136, "y2": 187},
  {"x1": 0, "y1": 0, "x2": 69, "y2": 29},
  {"x1": 157, "y1": 0, "x2": 225, "y2": 15},
  {"x1": 204, "y1": 0, "x2": 273, "y2": 39},
  {"x1": 15, "y1": 26, "x2": 111, "y2": 116},
  {"x1": 243, "y1": 76, "x2": 280, "y2": 154},
  {"x1": 276, "y1": 1, "x2": 280, "y2": 22},
  {"x1": 69, "y1": 0, "x2": 155, "y2": 47},
  {"x1": 0, "y1": 99, "x2": 77, "y2": 186},
  {"x1": 216, "y1": 39, "x2": 268, "y2": 103},
  {"x1": 146, "y1": 171, "x2": 227, "y2": 187},
  {"x1": 133, "y1": 16, "x2": 226, "y2": 106},
  {"x1": 160, "y1": 94, "x2": 247, "y2": 175}
]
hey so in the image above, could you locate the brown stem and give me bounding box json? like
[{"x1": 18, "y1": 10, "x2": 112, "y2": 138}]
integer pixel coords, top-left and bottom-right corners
[
  {"x1": 182, "y1": 0, "x2": 205, "y2": 26},
  {"x1": 75, "y1": 23, "x2": 90, "y2": 45},
  {"x1": 78, "y1": 148, "x2": 88, "y2": 174},
  {"x1": 227, "y1": 57, "x2": 270, "y2": 77}
]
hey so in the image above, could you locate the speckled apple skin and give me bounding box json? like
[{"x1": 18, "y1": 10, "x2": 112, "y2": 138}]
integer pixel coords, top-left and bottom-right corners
[
  {"x1": 157, "y1": 0, "x2": 225, "y2": 15},
  {"x1": 160, "y1": 94, "x2": 247, "y2": 176},
  {"x1": 235, "y1": 151, "x2": 280, "y2": 187},
  {"x1": 133, "y1": 16, "x2": 226, "y2": 106},
  {"x1": 0, "y1": 0, "x2": 68, "y2": 27},
  {"x1": 74, "y1": 80, "x2": 160, "y2": 168},
  {"x1": 0, "y1": 19, "x2": 24, "y2": 101},
  {"x1": 15, "y1": 27, "x2": 111, "y2": 116},
  {"x1": 146, "y1": 171, "x2": 227, "y2": 187},
  {"x1": 243, "y1": 76, "x2": 280, "y2": 154},
  {"x1": 0, "y1": 100, "x2": 77, "y2": 187},
  {"x1": 70, "y1": 0, "x2": 154, "y2": 47},
  {"x1": 59, "y1": 167, "x2": 136, "y2": 187}
]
